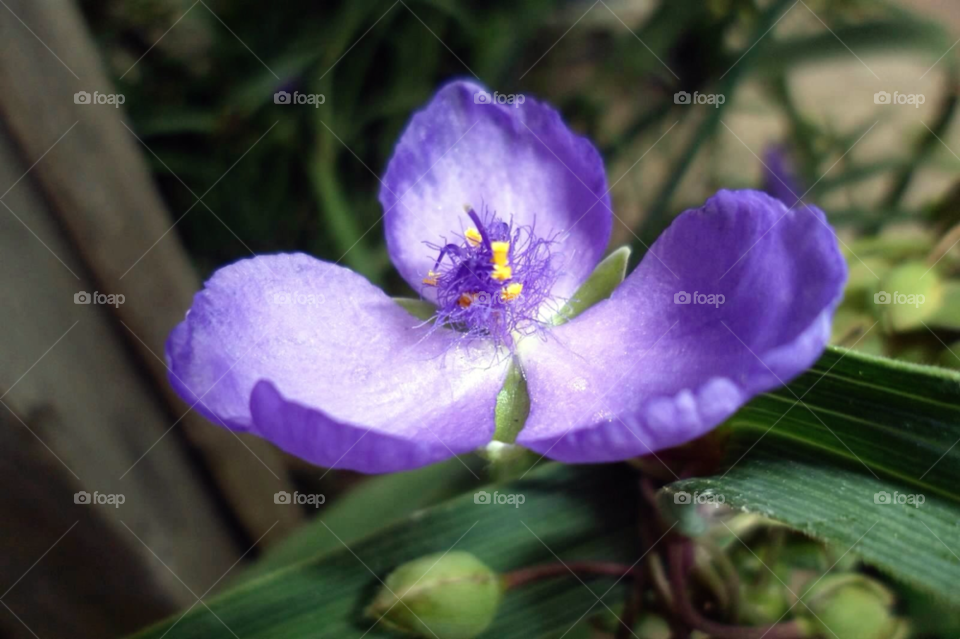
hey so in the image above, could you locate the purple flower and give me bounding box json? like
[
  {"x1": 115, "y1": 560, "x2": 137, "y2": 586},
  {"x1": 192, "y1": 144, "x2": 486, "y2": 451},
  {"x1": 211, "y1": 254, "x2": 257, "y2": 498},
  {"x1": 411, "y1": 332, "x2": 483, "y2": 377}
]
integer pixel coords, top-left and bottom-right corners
[
  {"x1": 762, "y1": 144, "x2": 804, "y2": 208},
  {"x1": 166, "y1": 80, "x2": 847, "y2": 473}
]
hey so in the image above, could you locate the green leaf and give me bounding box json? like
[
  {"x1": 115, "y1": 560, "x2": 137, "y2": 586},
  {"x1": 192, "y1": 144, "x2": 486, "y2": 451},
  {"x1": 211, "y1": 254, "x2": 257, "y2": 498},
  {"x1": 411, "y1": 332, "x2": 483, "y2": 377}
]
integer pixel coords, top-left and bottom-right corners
[
  {"x1": 665, "y1": 346, "x2": 960, "y2": 604},
  {"x1": 244, "y1": 456, "x2": 485, "y2": 582},
  {"x1": 308, "y1": 130, "x2": 381, "y2": 283},
  {"x1": 845, "y1": 233, "x2": 932, "y2": 262},
  {"x1": 553, "y1": 246, "x2": 630, "y2": 325},
  {"x1": 939, "y1": 340, "x2": 960, "y2": 369},
  {"x1": 129, "y1": 465, "x2": 641, "y2": 639},
  {"x1": 756, "y1": 18, "x2": 952, "y2": 72}
]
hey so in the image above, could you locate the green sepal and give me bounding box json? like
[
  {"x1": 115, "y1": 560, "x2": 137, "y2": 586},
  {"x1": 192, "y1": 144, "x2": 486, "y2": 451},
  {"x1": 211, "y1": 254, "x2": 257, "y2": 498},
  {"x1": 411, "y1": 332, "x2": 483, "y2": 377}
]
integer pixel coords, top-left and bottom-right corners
[
  {"x1": 493, "y1": 360, "x2": 529, "y2": 444},
  {"x1": 553, "y1": 246, "x2": 631, "y2": 325}
]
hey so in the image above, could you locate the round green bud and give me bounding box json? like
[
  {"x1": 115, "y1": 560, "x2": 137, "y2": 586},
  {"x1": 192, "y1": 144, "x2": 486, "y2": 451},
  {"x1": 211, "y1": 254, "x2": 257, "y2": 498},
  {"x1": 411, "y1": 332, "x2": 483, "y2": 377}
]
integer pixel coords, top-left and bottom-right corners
[
  {"x1": 799, "y1": 574, "x2": 908, "y2": 639},
  {"x1": 365, "y1": 551, "x2": 502, "y2": 639}
]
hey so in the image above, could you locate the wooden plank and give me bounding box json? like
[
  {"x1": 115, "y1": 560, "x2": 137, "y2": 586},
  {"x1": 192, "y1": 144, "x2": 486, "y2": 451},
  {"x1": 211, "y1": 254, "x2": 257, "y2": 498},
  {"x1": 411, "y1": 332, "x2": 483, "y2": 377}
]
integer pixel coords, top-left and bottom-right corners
[
  {"x1": 0, "y1": 0, "x2": 302, "y2": 544},
  {"x1": 0, "y1": 121, "x2": 239, "y2": 635},
  {"x1": 0, "y1": 406, "x2": 179, "y2": 639}
]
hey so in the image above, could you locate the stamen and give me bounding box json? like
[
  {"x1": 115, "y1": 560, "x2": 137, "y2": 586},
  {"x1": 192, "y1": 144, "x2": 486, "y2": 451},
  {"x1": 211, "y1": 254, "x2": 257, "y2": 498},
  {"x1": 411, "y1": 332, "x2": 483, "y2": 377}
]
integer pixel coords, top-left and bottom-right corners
[
  {"x1": 501, "y1": 282, "x2": 523, "y2": 301},
  {"x1": 491, "y1": 264, "x2": 512, "y2": 281},
  {"x1": 421, "y1": 205, "x2": 559, "y2": 349},
  {"x1": 490, "y1": 241, "x2": 510, "y2": 267}
]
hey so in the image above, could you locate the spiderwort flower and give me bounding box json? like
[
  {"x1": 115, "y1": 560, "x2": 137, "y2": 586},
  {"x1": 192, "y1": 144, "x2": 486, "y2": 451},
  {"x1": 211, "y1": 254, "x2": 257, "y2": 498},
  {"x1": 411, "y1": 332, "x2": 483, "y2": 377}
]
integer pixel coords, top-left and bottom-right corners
[
  {"x1": 166, "y1": 80, "x2": 847, "y2": 473},
  {"x1": 762, "y1": 144, "x2": 804, "y2": 209}
]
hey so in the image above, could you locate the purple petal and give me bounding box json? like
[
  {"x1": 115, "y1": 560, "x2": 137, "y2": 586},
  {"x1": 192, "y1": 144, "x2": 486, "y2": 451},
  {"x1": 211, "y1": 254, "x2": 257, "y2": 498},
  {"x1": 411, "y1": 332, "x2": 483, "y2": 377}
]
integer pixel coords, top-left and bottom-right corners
[
  {"x1": 380, "y1": 79, "x2": 611, "y2": 301},
  {"x1": 515, "y1": 190, "x2": 847, "y2": 463},
  {"x1": 166, "y1": 253, "x2": 508, "y2": 473}
]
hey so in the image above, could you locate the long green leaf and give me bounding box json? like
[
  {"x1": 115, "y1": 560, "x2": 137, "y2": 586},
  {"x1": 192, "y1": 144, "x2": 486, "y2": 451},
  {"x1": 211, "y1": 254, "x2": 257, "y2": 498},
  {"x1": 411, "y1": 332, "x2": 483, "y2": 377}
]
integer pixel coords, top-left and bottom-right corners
[
  {"x1": 667, "y1": 346, "x2": 960, "y2": 603},
  {"x1": 130, "y1": 465, "x2": 641, "y2": 639}
]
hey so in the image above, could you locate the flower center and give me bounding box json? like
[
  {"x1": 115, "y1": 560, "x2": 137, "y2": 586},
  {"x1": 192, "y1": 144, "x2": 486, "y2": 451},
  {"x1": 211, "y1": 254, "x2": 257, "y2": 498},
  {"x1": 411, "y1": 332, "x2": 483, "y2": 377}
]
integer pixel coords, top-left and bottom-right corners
[{"x1": 421, "y1": 206, "x2": 557, "y2": 348}]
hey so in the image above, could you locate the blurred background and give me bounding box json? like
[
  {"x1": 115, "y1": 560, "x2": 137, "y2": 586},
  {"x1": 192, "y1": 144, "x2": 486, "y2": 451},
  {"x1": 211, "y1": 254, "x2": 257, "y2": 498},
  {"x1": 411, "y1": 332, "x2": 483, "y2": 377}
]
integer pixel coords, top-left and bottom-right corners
[{"x1": 2, "y1": 0, "x2": 960, "y2": 637}]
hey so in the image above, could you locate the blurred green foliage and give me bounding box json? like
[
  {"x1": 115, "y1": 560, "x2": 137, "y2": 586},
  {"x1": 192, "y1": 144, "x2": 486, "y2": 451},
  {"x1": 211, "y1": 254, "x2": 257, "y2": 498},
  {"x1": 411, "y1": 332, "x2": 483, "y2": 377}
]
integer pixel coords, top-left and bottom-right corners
[{"x1": 84, "y1": 0, "x2": 960, "y2": 363}]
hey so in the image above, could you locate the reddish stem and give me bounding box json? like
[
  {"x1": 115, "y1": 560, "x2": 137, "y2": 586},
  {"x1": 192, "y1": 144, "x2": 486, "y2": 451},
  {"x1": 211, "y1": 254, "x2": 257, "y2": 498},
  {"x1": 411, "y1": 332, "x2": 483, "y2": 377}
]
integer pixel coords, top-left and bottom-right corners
[
  {"x1": 667, "y1": 542, "x2": 803, "y2": 639},
  {"x1": 502, "y1": 561, "x2": 641, "y2": 590}
]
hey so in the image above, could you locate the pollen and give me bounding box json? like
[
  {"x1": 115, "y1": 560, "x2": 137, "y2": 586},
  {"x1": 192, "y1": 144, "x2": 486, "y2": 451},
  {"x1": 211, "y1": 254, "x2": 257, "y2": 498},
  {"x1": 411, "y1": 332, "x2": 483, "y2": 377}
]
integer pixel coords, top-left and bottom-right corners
[
  {"x1": 501, "y1": 282, "x2": 523, "y2": 301},
  {"x1": 422, "y1": 206, "x2": 558, "y2": 350},
  {"x1": 491, "y1": 264, "x2": 513, "y2": 281},
  {"x1": 490, "y1": 241, "x2": 510, "y2": 267}
]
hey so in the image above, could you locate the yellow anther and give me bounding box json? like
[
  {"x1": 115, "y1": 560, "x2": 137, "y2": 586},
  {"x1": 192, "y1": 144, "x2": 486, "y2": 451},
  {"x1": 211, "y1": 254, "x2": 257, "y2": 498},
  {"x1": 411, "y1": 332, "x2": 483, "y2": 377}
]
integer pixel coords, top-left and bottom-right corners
[
  {"x1": 491, "y1": 264, "x2": 513, "y2": 281},
  {"x1": 458, "y1": 293, "x2": 475, "y2": 308},
  {"x1": 490, "y1": 241, "x2": 510, "y2": 267},
  {"x1": 464, "y1": 228, "x2": 483, "y2": 247},
  {"x1": 422, "y1": 270, "x2": 439, "y2": 286},
  {"x1": 501, "y1": 282, "x2": 523, "y2": 301}
]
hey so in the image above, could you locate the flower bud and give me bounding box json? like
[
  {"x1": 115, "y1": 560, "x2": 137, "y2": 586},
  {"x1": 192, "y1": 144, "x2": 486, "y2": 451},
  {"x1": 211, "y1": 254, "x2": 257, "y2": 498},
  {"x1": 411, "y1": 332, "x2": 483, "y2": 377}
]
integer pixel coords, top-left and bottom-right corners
[
  {"x1": 366, "y1": 551, "x2": 502, "y2": 639},
  {"x1": 799, "y1": 574, "x2": 909, "y2": 639}
]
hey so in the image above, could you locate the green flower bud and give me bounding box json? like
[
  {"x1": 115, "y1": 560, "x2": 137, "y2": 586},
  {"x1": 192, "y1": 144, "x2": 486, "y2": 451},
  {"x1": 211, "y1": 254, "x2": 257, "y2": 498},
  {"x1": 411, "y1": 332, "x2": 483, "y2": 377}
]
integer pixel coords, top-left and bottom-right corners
[
  {"x1": 366, "y1": 551, "x2": 502, "y2": 639},
  {"x1": 799, "y1": 574, "x2": 909, "y2": 639}
]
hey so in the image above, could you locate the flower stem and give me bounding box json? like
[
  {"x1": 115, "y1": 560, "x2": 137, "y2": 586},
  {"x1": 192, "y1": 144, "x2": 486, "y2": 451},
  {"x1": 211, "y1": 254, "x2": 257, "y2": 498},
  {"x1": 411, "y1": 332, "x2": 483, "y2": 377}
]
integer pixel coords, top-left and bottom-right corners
[
  {"x1": 502, "y1": 562, "x2": 641, "y2": 590},
  {"x1": 667, "y1": 542, "x2": 803, "y2": 639}
]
